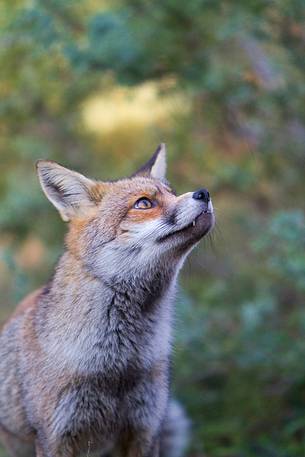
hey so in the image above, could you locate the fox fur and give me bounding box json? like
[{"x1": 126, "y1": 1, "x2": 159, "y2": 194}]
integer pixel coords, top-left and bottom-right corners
[{"x1": 0, "y1": 144, "x2": 214, "y2": 457}]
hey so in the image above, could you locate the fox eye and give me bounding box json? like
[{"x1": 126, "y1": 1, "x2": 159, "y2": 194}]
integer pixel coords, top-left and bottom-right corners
[{"x1": 134, "y1": 197, "x2": 153, "y2": 209}]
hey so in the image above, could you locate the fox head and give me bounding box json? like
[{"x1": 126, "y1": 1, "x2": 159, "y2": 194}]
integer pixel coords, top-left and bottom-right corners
[{"x1": 36, "y1": 145, "x2": 214, "y2": 282}]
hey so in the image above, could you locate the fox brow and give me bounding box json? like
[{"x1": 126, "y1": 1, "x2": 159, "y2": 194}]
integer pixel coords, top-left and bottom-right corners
[
  {"x1": 156, "y1": 182, "x2": 177, "y2": 196},
  {"x1": 104, "y1": 176, "x2": 177, "y2": 197}
]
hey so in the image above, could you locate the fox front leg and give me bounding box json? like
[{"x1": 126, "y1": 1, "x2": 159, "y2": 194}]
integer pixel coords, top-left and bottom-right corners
[
  {"x1": 35, "y1": 442, "x2": 47, "y2": 457},
  {"x1": 35, "y1": 439, "x2": 74, "y2": 457},
  {"x1": 123, "y1": 435, "x2": 160, "y2": 457},
  {"x1": 147, "y1": 439, "x2": 160, "y2": 457}
]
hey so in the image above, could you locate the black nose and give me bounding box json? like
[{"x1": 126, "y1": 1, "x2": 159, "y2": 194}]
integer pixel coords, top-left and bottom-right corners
[{"x1": 192, "y1": 188, "x2": 210, "y2": 203}]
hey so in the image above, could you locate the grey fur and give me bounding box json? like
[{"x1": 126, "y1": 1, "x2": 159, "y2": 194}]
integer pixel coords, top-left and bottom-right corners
[{"x1": 0, "y1": 152, "x2": 214, "y2": 457}]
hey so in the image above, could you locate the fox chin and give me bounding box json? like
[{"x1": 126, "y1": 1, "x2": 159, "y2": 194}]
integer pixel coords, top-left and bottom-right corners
[{"x1": 0, "y1": 144, "x2": 214, "y2": 457}]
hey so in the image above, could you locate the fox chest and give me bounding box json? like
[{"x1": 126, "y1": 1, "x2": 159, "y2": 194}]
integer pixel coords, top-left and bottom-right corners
[
  {"x1": 51, "y1": 370, "x2": 167, "y2": 446},
  {"x1": 54, "y1": 302, "x2": 172, "y2": 377},
  {"x1": 48, "y1": 296, "x2": 171, "y2": 441}
]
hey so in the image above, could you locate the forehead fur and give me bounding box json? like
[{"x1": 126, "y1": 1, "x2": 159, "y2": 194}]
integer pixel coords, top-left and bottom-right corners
[{"x1": 100, "y1": 176, "x2": 168, "y2": 199}]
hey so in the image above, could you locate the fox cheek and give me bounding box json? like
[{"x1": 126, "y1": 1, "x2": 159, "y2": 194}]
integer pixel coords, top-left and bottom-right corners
[{"x1": 116, "y1": 227, "x2": 130, "y2": 239}]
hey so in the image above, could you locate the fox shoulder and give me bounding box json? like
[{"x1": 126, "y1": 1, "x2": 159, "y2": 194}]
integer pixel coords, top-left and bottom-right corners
[{"x1": 3, "y1": 288, "x2": 43, "y2": 328}]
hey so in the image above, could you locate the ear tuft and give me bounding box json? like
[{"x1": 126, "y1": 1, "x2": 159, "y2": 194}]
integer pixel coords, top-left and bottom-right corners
[
  {"x1": 36, "y1": 160, "x2": 97, "y2": 221},
  {"x1": 133, "y1": 143, "x2": 167, "y2": 180},
  {"x1": 150, "y1": 143, "x2": 167, "y2": 180}
]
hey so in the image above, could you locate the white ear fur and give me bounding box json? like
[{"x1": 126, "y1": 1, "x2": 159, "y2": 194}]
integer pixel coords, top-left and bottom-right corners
[
  {"x1": 36, "y1": 160, "x2": 96, "y2": 221},
  {"x1": 150, "y1": 143, "x2": 167, "y2": 180},
  {"x1": 133, "y1": 143, "x2": 168, "y2": 179}
]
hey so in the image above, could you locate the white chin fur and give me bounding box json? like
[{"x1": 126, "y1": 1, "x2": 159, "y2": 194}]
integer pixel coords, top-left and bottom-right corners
[{"x1": 208, "y1": 200, "x2": 213, "y2": 213}]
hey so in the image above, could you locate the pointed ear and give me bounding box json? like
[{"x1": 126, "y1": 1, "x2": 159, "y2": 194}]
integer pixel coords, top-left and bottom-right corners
[
  {"x1": 133, "y1": 143, "x2": 167, "y2": 180},
  {"x1": 36, "y1": 160, "x2": 100, "y2": 221}
]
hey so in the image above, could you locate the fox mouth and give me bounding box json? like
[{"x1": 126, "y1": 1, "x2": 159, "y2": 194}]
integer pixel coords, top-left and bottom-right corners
[{"x1": 157, "y1": 210, "x2": 213, "y2": 242}]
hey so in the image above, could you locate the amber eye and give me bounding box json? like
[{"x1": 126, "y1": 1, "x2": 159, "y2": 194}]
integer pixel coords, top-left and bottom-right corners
[{"x1": 134, "y1": 197, "x2": 153, "y2": 209}]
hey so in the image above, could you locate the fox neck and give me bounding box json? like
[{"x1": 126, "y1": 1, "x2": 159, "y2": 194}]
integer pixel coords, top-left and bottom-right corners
[{"x1": 37, "y1": 250, "x2": 178, "y2": 375}]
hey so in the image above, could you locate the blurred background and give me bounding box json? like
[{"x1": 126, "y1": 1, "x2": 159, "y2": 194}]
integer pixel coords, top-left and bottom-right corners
[{"x1": 1, "y1": 1, "x2": 305, "y2": 456}]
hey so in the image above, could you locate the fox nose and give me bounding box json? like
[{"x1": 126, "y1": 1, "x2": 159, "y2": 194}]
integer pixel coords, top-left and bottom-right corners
[{"x1": 192, "y1": 188, "x2": 210, "y2": 203}]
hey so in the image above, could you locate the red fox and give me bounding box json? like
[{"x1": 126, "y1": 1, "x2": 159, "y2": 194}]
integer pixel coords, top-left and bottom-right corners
[{"x1": 0, "y1": 145, "x2": 214, "y2": 457}]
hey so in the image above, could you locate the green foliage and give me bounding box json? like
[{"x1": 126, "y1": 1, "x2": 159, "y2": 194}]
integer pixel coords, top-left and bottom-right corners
[
  {"x1": 1, "y1": 1, "x2": 305, "y2": 456},
  {"x1": 175, "y1": 211, "x2": 305, "y2": 456}
]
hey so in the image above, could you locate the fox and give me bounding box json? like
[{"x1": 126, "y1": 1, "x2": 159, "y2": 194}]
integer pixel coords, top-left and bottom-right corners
[{"x1": 0, "y1": 144, "x2": 214, "y2": 457}]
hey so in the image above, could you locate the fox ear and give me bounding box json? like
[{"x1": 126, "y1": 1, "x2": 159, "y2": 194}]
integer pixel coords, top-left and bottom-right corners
[
  {"x1": 36, "y1": 161, "x2": 99, "y2": 221},
  {"x1": 133, "y1": 143, "x2": 167, "y2": 180}
]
